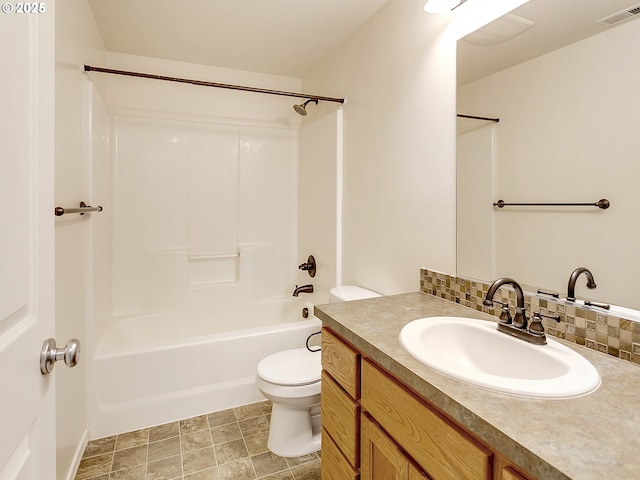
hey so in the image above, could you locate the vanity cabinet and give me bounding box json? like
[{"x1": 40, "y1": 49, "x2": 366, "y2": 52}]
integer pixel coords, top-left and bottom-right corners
[
  {"x1": 361, "y1": 413, "x2": 428, "y2": 480},
  {"x1": 320, "y1": 327, "x2": 535, "y2": 480}
]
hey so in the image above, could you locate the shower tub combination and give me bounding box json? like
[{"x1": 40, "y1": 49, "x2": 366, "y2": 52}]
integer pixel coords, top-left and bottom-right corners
[{"x1": 89, "y1": 301, "x2": 321, "y2": 439}]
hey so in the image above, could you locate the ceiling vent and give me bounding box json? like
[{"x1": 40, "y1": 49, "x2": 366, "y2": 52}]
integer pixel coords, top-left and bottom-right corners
[{"x1": 596, "y1": 3, "x2": 640, "y2": 27}]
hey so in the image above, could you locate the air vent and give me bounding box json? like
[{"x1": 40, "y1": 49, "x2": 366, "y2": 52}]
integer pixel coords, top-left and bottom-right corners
[{"x1": 596, "y1": 3, "x2": 640, "y2": 27}]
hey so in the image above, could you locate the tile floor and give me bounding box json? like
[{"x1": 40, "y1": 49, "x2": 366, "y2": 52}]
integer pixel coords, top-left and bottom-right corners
[{"x1": 74, "y1": 400, "x2": 321, "y2": 480}]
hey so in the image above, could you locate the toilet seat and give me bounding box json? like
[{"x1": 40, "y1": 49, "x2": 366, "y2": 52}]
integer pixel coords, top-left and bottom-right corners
[{"x1": 257, "y1": 348, "x2": 321, "y2": 386}]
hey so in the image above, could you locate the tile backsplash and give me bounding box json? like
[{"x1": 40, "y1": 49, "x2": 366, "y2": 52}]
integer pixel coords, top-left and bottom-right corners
[{"x1": 420, "y1": 269, "x2": 640, "y2": 366}]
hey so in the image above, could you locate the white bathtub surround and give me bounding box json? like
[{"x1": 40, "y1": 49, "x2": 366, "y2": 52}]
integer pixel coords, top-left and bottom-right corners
[{"x1": 85, "y1": 54, "x2": 343, "y2": 440}]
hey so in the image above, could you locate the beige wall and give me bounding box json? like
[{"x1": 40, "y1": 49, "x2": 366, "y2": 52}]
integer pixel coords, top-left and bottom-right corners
[
  {"x1": 55, "y1": 0, "x2": 106, "y2": 478},
  {"x1": 457, "y1": 19, "x2": 640, "y2": 309},
  {"x1": 302, "y1": 0, "x2": 458, "y2": 295}
]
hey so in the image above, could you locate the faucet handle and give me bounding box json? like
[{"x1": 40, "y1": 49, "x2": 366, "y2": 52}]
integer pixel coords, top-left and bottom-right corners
[
  {"x1": 493, "y1": 301, "x2": 512, "y2": 325},
  {"x1": 529, "y1": 311, "x2": 561, "y2": 336}
]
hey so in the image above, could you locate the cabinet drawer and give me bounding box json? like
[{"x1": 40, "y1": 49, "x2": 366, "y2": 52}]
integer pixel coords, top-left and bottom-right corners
[
  {"x1": 321, "y1": 428, "x2": 359, "y2": 480},
  {"x1": 321, "y1": 328, "x2": 360, "y2": 398},
  {"x1": 321, "y1": 370, "x2": 360, "y2": 468},
  {"x1": 361, "y1": 359, "x2": 492, "y2": 480}
]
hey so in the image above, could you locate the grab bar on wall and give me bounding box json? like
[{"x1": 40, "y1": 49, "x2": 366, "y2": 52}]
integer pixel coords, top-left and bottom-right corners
[
  {"x1": 493, "y1": 199, "x2": 610, "y2": 209},
  {"x1": 55, "y1": 201, "x2": 103, "y2": 216}
]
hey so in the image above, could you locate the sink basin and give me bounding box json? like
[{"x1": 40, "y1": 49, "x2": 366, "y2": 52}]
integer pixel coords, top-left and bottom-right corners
[{"x1": 399, "y1": 316, "x2": 600, "y2": 399}]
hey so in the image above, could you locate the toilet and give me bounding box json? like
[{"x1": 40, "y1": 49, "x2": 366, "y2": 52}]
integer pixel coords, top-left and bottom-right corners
[{"x1": 256, "y1": 285, "x2": 380, "y2": 457}]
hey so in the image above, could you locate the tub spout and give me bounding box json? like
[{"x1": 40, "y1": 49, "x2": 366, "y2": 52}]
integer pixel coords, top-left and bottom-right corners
[{"x1": 292, "y1": 284, "x2": 314, "y2": 297}]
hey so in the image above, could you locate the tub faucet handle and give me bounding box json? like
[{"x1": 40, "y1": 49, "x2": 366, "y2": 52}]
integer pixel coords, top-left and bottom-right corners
[{"x1": 298, "y1": 255, "x2": 316, "y2": 278}]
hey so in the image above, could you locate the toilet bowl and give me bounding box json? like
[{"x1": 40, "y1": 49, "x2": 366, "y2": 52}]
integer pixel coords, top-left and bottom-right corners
[
  {"x1": 256, "y1": 285, "x2": 380, "y2": 457},
  {"x1": 256, "y1": 348, "x2": 321, "y2": 457}
]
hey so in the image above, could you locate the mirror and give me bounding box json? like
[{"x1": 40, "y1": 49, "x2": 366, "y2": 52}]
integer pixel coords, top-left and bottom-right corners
[{"x1": 456, "y1": 0, "x2": 640, "y2": 311}]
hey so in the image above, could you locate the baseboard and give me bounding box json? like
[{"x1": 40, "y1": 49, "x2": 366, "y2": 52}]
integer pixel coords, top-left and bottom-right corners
[{"x1": 63, "y1": 429, "x2": 88, "y2": 480}]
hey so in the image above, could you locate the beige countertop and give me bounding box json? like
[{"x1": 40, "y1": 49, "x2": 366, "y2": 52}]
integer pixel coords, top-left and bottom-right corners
[{"x1": 315, "y1": 292, "x2": 640, "y2": 480}]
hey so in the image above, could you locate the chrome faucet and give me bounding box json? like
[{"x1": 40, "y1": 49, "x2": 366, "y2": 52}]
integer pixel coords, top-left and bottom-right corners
[
  {"x1": 483, "y1": 277, "x2": 558, "y2": 345},
  {"x1": 292, "y1": 284, "x2": 314, "y2": 297},
  {"x1": 567, "y1": 267, "x2": 596, "y2": 302}
]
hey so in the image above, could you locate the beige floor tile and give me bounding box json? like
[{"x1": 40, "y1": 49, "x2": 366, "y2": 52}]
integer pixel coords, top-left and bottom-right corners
[
  {"x1": 217, "y1": 458, "x2": 257, "y2": 480},
  {"x1": 111, "y1": 445, "x2": 148, "y2": 472},
  {"x1": 233, "y1": 403, "x2": 264, "y2": 421},
  {"x1": 182, "y1": 447, "x2": 217, "y2": 475},
  {"x1": 180, "y1": 415, "x2": 209, "y2": 434},
  {"x1": 259, "y1": 472, "x2": 295, "y2": 480},
  {"x1": 244, "y1": 432, "x2": 269, "y2": 456},
  {"x1": 185, "y1": 467, "x2": 220, "y2": 480},
  {"x1": 149, "y1": 422, "x2": 180, "y2": 443},
  {"x1": 75, "y1": 402, "x2": 320, "y2": 480},
  {"x1": 82, "y1": 436, "x2": 116, "y2": 459},
  {"x1": 238, "y1": 416, "x2": 269, "y2": 437},
  {"x1": 146, "y1": 454, "x2": 182, "y2": 480},
  {"x1": 214, "y1": 438, "x2": 248, "y2": 465},
  {"x1": 210, "y1": 422, "x2": 242, "y2": 445},
  {"x1": 181, "y1": 429, "x2": 213, "y2": 453},
  {"x1": 285, "y1": 453, "x2": 317, "y2": 468},
  {"x1": 290, "y1": 459, "x2": 320, "y2": 480},
  {"x1": 148, "y1": 436, "x2": 181, "y2": 463},
  {"x1": 116, "y1": 429, "x2": 149, "y2": 450},
  {"x1": 207, "y1": 409, "x2": 236, "y2": 428},
  {"x1": 109, "y1": 464, "x2": 146, "y2": 480},
  {"x1": 75, "y1": 453, "x2": 112, "y2": 480},
  {"x1": 251, "y1": 451, "x2": 289, "y2": 478}
]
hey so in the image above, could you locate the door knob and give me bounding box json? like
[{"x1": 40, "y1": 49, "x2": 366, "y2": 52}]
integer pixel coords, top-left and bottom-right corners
[{"x1": 40, "y1": 338, "x2": 81, "y2": 374}]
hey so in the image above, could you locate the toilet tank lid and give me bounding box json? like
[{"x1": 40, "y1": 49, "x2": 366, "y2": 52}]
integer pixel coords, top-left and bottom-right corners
[
  {"x1": 329, "y1": 286, "x2": 381, "y2": 302},
  {"x1": 257, "y1": 348, "x2": 321, "y2": 386}
]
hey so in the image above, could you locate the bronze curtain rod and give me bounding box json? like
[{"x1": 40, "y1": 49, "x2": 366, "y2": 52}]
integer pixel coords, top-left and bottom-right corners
[
  {"x1": 457, "y1": 114, "x2": 500, "y2": 123},
  {"x1": 83, "y1": 65, "x2": 345, "y2": 104}
]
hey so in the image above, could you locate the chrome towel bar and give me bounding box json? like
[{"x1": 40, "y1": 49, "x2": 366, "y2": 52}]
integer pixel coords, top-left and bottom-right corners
[{"x1": 55, "y1": 201, "x2": 103, "y2": 216}]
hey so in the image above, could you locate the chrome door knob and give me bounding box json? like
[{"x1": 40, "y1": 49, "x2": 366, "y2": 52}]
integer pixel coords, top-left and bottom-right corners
[{"x1": 40, "y1": 338, "x2": 81, "y2": 374}]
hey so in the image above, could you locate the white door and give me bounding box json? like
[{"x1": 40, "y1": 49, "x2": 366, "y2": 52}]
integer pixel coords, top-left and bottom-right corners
[{"x1": 0, "y1": 5, "x2": 56, "y2": 479}]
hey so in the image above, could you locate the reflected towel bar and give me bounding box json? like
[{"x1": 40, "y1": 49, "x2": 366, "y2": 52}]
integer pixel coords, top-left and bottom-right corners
[
  {"x1": 493, "y1": 199, "x2": 610, "y2": 209},
  {"x1": 55, "y1": 201, "x2": 103, "y2": 216}
]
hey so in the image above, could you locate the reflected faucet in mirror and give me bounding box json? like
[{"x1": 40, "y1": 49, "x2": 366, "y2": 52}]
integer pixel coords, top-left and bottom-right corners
[{"x1": 566, "y1": 267, "x2": 596, "y2": 302}]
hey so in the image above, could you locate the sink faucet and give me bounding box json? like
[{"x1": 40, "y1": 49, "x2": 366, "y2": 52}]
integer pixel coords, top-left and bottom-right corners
[
  {"x1": 567, "y1": 267, "x2": 596, "y2": 302},
  {"x1": 484, "y1": 277, "x2": 558, "y2": 345},
  {"x1": 483, "y1": 277, "x2": 528, "y2": 329},
  {"x1": 292, "y1": 284, "x2": 314, "y2": 297}
]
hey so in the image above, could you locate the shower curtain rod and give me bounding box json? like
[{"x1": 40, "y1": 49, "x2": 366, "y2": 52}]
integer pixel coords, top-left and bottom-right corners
[
  {"x1": 457, "y1": 114, "x2": 500, "y2": 122},
  {"x1": 83, "y1": 65, "x2": 345, "y2": 104}
]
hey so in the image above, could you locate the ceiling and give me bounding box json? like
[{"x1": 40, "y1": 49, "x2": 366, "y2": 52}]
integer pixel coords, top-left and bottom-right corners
[
  {"x1": 88, "y1": 0, "x2": 389, "y2": 78},
  {"x1": 457, "y1": 0, "x2": 640, "y2": 86},
  {"x1": 88, "y1": 0, "x2": 639, "y2": 84}
]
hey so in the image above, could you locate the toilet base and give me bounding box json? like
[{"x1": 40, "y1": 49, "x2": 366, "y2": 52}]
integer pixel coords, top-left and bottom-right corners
[{"x1": 267, "y1": 402, "x2": 321, "y2": 457}]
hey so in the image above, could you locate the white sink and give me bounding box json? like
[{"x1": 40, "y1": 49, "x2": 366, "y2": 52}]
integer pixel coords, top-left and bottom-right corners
[{"x1": 399, "y1": 316, "x2": 600, "y2": 399}]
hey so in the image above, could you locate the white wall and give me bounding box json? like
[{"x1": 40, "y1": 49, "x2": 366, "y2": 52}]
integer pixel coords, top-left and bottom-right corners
[
  {"x1": 297, "y1": 109, "x2": 342, "y2": 303},
  {"x1": 54, "y1": 0, "x2": 106, "y2": 478},
  {"x1": 457, "y1": 19, "x2": 640, "y2": 309},
  {"x1": 302, "y1": 0, "x2": 458, "y2": 295}
]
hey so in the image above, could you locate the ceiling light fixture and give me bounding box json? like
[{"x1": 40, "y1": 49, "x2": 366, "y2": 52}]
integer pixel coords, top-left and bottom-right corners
[{"x1": 424, "y1": 0, "x2": 467, "y2": 13}]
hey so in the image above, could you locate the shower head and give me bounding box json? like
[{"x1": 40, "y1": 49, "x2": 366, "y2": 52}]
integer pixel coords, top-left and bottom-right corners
[{"x1": 293, "y1": 99, "x2": 318, "y2": 116}]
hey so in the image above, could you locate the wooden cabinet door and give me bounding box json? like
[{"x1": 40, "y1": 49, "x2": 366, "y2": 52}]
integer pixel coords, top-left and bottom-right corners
[{"x1": 361, "y1": 414, "x2": 429, "y2": 480}]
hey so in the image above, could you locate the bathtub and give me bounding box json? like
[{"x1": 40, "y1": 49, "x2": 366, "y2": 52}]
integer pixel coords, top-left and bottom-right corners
[{"x1": 88, "y1": 303, "x2": 322, "y2": 439}]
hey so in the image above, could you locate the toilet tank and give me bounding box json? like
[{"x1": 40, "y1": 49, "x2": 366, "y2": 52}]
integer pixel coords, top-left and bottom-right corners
[{"x1": 329, "y1": 286, "x2": 381, "y2": 302}]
